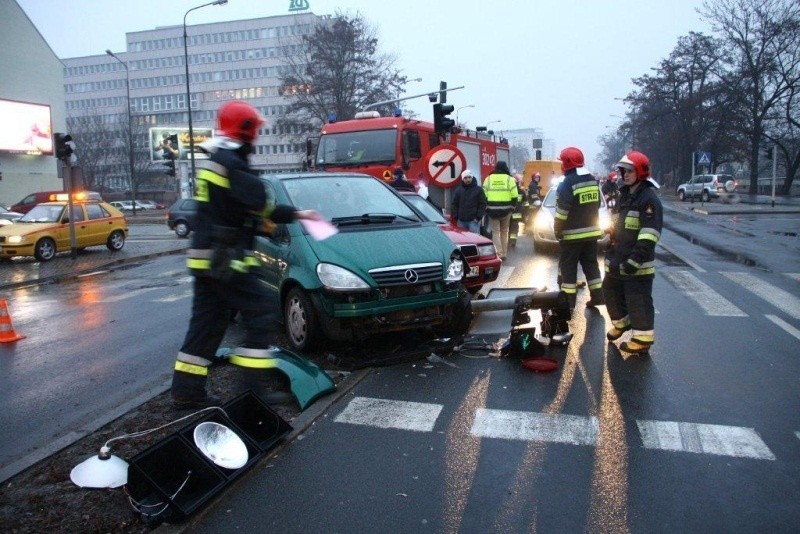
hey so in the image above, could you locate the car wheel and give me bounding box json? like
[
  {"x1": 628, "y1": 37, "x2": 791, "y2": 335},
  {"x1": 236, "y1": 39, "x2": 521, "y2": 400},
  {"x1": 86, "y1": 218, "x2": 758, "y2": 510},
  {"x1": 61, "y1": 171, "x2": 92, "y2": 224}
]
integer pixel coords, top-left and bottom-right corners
[
  {"x1": 284, "y1": 287, "x2": 319, "y2": 351},
  {"x1": 175, "y1": 221, "x2": 190, "y2": 238},
  {"x1": 701, "y1": 190, "x2": 710, "y2": 202},
  {"x1": 678, "y1": 190, "x2": 686, "y2": 201},
  {"x1": 107, "y1": 230, "x2": 125, "y2": 251},
  {"x1": 34, "y1": 237, "x2": 56, "y2": 261}
]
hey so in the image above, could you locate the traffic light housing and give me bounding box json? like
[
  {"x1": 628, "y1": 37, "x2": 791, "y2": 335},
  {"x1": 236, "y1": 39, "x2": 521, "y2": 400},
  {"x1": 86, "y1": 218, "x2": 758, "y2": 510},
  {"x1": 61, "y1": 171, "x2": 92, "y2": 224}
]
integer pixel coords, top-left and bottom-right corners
[
  {"x1": 764, "y1": 146, "x2": 774, "y2": 159},
  {"x1": 163, "y1": 158, "x2": 176, "y2": 177},
  {"x1": 54, "y1": 133, "x2": 74, "y2": 161},
  {"x1": 439, "y1": 81, "x2": 447, "y2": 104},
  {"x1": 433, "y1": 103, "x2": 455, "y2": 135}
]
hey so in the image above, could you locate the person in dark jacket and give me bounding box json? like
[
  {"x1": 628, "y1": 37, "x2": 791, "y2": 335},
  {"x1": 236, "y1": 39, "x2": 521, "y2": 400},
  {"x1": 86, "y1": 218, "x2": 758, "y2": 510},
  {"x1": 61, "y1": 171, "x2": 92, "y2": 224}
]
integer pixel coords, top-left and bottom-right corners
[
  {"x1": 451, "y1": 169, "x2": 487, "y2": 234},
  {"x1": 390, "y1": 167, "x2": 416, "y2": 192},
  {"x1": 602, "y1": 151, "x2": 662, "y2": 355},
  {"x1": 528, "y1": 172, "x2": 542, "y2": 201},
  {"x1": 170, "y1": 100, "x2": 320, "y2": 408},
  {"x1": 553, "y1": 146, "x2": 604, "y2": 313},
  {"x1": 602, "y1": 170, "x2": 620, "y2": 209}
]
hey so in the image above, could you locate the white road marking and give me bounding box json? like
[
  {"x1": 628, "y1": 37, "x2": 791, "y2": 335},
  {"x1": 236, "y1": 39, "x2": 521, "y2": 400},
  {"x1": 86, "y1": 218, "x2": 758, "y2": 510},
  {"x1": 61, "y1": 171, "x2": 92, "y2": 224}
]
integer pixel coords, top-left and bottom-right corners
[
  {"x1": 471, "y1": 409, "x2": 598, "y2": 446},
  {"x1": 723, "y1": 272, "x2": 800, "y2": 320},
  {"x1": 795, "y1": 431, "x2": 800, "y2": 441},
  {"x1": 637, "y1": 420, "x2": 775, "y2": 460},
  {"x1": 98, "y1": 286, "x2": 163, "y2": 302},
  {"x1": 334, "y1": 397, "x2": 443, "y2": 432},
  {"x1": 154, "y1": 290, "x2": 193, "y2": 303},
  {"x1": 661, "y1": 270, "x2": 747, "y2": 316},
  {"x1": 765, "y1": 314, "x2": 800, "y2": 341},
  {"x1": 657, "y1": 241, "x2": 705, "y2": 272},
  {"x1": 786, "y1": 273, "x2": 800, "y2": 282}
]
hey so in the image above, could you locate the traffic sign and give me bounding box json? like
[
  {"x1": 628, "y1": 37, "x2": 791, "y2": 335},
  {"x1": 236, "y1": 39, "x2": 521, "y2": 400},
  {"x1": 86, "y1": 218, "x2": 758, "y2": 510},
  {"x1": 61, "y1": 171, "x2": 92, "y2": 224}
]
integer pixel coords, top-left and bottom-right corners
[
  {"x1": 425, "y1": 145, "x2": 466, "y2": 188},
  {"x1": 696, "y1": 151, "x2": 712, "y2": 166}
]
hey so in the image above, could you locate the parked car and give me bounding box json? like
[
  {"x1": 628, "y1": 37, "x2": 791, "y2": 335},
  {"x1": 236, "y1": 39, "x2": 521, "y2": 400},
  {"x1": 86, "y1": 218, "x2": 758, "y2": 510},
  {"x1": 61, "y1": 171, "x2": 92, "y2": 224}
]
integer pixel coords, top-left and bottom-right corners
[
  {"x1": 110, "y1": 200, "x2": 150, "y2": 211},
  {"x1": 400, "y1": 191, "x2": 501, "y2": 294},
  {"x1": 528, "y1": 177, "x2": 612, "y2": 253},
  {"x1": 0, "y1": 206, "x2": 23, "y2": 226},
  {"x1": 0, "y1": 195, "x2": 127, "y2": 261},
  {"x1": 676, "y1": 174, "x2": 735, "y2": 202},
  {"x1": 252, "y1": 172, "x2": 472, "y2": 352},
  {"x1": 136, "y1": 200, "x2": 165, "y2": 210},
  {"x1": 166, "y1": 198, "x2": 199, "y2": 238}
]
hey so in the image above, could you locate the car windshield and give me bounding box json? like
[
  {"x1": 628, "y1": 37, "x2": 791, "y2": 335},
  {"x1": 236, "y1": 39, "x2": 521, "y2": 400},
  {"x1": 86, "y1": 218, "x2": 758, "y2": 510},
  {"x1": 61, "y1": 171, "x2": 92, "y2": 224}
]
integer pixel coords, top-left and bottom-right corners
[
  {"x1": 402, "y1": 194, "x2": 447, "y2": 224},
  {"x1": 19, "y1": 204, "x2": 65, "y2": 223},
  {"x1": 315, "y1": 129, "x2": 397, "y2": 167},
  {"x1": 281, "y1": 175, "x2": 419, "y2": 222}
]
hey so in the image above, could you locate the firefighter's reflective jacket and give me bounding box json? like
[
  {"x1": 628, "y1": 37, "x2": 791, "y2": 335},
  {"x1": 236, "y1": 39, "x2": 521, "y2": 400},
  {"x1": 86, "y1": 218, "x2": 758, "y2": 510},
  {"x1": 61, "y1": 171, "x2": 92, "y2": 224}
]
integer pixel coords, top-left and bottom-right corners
[
  {"x1": 186, "y1": 140, "x2": 295, "y2": 278},
  {"x1": 553, "y1": 168, "x2": 603, "y2": 242},
  {"x1": 604, "y1": 180, "x2": 663, "y2": 277}
]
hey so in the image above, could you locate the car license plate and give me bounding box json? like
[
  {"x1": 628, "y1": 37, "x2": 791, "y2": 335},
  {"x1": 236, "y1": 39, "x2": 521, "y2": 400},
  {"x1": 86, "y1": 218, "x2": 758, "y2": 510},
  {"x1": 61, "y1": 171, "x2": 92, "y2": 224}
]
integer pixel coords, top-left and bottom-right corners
[{"x1": 466, "y1": 265, "x2": 480, "y2": 278}]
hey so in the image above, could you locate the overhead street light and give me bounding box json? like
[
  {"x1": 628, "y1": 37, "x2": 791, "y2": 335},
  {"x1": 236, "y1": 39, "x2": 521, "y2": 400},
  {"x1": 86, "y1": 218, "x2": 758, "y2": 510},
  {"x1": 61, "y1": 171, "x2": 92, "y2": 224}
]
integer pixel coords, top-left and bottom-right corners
[
  {"x1": 184, "y1": 0, "x2": 227, "y2": 196},
  {"x1": 456, "y1": 104, "x2": 475, "y2": 125},
  {"x1": 105, "y1": 49, "x2": 137, "y2": 216}
]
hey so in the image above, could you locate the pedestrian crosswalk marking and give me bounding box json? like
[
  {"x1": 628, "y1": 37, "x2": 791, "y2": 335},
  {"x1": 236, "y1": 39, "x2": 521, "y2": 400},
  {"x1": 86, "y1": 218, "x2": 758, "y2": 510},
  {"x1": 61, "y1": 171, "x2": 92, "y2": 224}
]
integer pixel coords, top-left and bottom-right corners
[
  {"x1": 471, "y1": 409, "x2": 598, "y2": 446},
  {"x1": 154, "y1": 290, "x2": 192, "y2": 303},
  {"x1": 785, "y1": 273, "x2": 800, "y2": 282},
  {"x1": 661, "y1": 270, "x2": 747, "y2": 316},
  {"x1": 334, "y1": 397, "x2": 442, "y2": 432},
  {"x1": 335, "y1": 399, "x2": 779, "y2": 461},
  {"x1": 723, "y1": 272, "x2": 800, "y2": 320},
  {"x1": 765, "y1": 314, "x2": 800, "y2": 341},
  {"x1": 636, "y1": 420, "x2": 775, "y2": 460}
]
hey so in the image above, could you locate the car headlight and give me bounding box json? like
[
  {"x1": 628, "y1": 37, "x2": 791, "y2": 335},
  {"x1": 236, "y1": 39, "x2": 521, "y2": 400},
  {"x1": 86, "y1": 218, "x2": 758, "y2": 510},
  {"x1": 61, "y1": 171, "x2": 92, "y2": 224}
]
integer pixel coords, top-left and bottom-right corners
[
  {"x1": 534, "y1": 212, "x2": 551, "y2": 232},
  {"x1": 7, "y1": 235, "x2": 25, "y2": 244},
  {"x1": 445, "y1": 255, "x2": 464, "y2": 282},
  {"x1": 317, "y1": 262, "x2": 370, "y2": 290},
  {"x1": 599, "y1": 212, "x2": 612, "y2": 231},
  {"x1": 477, "y1": 243, "x2": 496, "y2": 257}
]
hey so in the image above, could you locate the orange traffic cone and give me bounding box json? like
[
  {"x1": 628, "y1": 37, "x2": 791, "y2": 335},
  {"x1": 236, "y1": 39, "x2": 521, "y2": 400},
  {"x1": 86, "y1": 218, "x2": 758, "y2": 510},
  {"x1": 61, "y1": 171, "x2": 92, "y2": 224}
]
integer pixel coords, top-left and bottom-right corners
[{"x1": 0, "y1": 299, "x2": 25, "y2": 343}]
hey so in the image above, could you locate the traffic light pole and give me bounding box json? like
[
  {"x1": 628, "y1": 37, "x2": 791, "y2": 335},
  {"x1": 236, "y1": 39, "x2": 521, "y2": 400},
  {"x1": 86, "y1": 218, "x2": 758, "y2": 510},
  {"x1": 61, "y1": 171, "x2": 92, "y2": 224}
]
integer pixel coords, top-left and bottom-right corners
[
  {"x1": 63, "y1": 162, "x2": 78, "y2": 259},
  {"x1": 362, "y1": 85, "x2": 464, "y2": 111}
]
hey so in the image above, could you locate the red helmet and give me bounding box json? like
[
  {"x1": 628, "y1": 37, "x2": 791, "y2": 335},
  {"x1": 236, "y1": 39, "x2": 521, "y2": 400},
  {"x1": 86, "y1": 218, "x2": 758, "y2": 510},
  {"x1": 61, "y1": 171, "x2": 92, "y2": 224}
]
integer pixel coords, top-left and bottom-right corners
[
  {"x1": 607, "y1": 171, "x2": 618, "y2": 182},
  {"x1": 617, "y1": 151, "x2": 650, "y2": 180},
  {"x1": 558, "y1": 146, "x2": 584, "y2": 172},
  {"x1": 217, "y1": 100, "x2": 264, "y2": 143}
]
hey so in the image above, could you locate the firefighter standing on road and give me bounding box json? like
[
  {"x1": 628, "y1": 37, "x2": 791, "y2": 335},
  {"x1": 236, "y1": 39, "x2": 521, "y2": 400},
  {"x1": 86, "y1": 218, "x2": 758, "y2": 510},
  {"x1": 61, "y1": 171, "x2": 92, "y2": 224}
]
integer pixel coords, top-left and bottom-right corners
[
  {"x1": 553, "y1": 146, "x2": 604, "y2": 313},
  {"x1": 602, "y1": 151, "x2": 662, "y2": 354},
  {"x1": 602, "y1": 170, "x2": 620, "y2": 208},
  {"x1": 171, "y1": 100, "x2": 320, "y2": 408},
  {"x1": 482, "y1": 161, "x2": 518, "y2": 259}
]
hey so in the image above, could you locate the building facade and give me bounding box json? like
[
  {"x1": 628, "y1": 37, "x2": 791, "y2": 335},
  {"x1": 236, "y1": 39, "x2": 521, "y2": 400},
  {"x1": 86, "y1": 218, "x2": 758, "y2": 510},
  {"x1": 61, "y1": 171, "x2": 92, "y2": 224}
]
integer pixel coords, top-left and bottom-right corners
[
  {"x1": 0, "y1": 0, "x2": 66, "y2": 207},
  {"x1": 62, "y1": 11, "x2": 321, "y2": 197}
]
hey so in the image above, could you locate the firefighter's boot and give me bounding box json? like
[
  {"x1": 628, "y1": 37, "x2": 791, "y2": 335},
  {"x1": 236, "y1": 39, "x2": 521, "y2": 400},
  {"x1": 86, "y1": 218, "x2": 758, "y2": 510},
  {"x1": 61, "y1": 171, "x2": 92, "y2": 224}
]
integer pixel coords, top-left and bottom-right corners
[
  {"x1": 238, "y1": 367, "x2": 294, "y2": 405},
  {"x1": 606, "y1": 319, "x2": 631, "y2": 341},
  {"x1": 171, "y1": 371, "x2": 221, "y2": 409},
  {"x1": 586, "y1": 289, "x2": 605, "y2": 308},
  {"x1": 620, "y1": 338, "x2": 652, "y2": 354}
]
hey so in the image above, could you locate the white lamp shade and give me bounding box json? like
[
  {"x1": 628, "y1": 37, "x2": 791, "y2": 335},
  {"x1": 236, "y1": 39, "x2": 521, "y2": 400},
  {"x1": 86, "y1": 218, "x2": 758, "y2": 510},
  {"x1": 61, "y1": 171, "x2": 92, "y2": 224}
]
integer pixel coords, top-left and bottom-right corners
[{"x1": 70, "y1": 453, "x2": 129, "y2": 488}]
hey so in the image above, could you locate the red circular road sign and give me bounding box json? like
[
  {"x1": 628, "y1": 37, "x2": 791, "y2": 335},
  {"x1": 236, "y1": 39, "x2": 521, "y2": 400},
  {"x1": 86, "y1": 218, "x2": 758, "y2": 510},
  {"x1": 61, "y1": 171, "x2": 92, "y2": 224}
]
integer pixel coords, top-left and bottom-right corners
[{"x1": 425, "y1": 145, "x2": 466, "y2": 188}]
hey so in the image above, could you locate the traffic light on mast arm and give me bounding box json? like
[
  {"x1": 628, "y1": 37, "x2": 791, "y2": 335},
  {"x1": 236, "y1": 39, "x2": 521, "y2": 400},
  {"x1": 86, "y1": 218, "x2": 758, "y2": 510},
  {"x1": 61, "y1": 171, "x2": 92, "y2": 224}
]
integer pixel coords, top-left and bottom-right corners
[
  {"x1": 163, "y1": 157, "x2": 176, "y2": 177},
  {"x1": 433, "y1": 103, "x2": 455, "y2": 135},
  {"x1": 54, "y1": 133, "x2": 74, "y2": 161}
]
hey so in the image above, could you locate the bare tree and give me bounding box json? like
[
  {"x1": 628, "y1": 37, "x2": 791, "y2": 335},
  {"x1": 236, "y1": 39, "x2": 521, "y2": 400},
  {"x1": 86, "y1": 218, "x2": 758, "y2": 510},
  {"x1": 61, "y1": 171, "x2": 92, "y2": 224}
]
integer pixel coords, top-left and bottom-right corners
[
  {"x1": 278, "y1": 12, "x2": 409, "y2": 140},
  {"x1": 509, "y1": 142, "x2": 531, "y2": 175},
  {"x1": 699, "y1": 0, "x2": 800, "y2": 193},
  {"x1": 66, "y1": 111, "x2": 115, "y2": 191}
]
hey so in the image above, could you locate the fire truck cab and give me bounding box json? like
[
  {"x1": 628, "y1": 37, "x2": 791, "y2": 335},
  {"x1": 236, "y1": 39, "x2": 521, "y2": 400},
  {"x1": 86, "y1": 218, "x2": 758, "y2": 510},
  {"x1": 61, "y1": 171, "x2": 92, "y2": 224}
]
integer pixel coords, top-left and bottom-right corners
[{"x1": 312, "y1": 111, "x2": 510, "y2": 212}]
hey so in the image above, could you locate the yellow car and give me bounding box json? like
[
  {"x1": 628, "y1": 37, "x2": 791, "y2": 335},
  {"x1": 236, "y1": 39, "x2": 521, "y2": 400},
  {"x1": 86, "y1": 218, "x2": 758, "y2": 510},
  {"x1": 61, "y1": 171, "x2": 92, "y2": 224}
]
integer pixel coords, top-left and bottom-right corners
[{"x1": 0, "y1": 194, "x2": 128, "y2": 261}]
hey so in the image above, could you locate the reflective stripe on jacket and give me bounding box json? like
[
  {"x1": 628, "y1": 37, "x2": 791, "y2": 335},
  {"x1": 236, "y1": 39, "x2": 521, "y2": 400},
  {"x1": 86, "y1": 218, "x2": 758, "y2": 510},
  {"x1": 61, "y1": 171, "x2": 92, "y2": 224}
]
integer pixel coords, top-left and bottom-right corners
[
  {"x1": 554, "y1": 168, "x2": 602, "y2": 242},
  {"x1": 483, "y1": 172, "x2": 518, "y2": 217},
  {"x1": 604, "y1": 181, "x2": 663, "y2": 277}
]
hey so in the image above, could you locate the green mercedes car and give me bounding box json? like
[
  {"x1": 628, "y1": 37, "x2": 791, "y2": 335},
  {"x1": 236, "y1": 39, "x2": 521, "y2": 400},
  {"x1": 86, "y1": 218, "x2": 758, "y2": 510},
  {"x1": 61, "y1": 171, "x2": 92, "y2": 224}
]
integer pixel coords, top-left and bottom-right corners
[{"x1": 254, "y1": 172, "x2": 472, "y2": 351}]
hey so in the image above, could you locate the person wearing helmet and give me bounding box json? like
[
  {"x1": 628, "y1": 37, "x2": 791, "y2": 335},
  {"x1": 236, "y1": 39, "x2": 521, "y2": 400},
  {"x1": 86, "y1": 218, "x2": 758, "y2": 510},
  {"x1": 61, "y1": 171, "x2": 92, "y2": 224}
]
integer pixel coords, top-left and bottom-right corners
[
  {"x1": 553, "y1": 146, "x2": 605, "y2": 312},
  {"x1": 390, "y1": 166, "x2": 415, "y2": 192},
  {"x1": 602, "y1": 170, "x2": 620, "y2": 208},
  {"x1": 527, "y1": 172, "x2": 542, "y2": 202},
  {"x1": 602, "y1": 150, "x2": 662, "y2": 355},
  {"x1": 508, "y1": 173, "x2": 527, "y2": 248},
  {"x1": 451, "y1": 169, "x2": 487, "y2": 234},
  {"x1": 482, "y1": 160, "x2": 518, "y2": 259},
  {"x1": 171, "y1": 100, "x2": 321, "y2": 409}
]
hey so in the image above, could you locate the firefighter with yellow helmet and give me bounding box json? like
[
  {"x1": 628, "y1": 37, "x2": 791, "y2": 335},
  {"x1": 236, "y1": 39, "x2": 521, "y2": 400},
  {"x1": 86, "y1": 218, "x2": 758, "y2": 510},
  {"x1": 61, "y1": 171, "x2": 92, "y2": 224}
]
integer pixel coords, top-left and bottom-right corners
[
  {"x1": 171, "y1": 100, "x2": 321, "y2": 408},
  {"x1": 602, "y1": 150, "x2": 662, "y2": 355}
]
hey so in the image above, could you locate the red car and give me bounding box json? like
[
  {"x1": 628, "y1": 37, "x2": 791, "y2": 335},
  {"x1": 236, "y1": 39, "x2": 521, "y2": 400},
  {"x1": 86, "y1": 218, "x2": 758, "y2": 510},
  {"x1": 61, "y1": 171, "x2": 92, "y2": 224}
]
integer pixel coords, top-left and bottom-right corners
[{"x1": 401, "y1": 192, "x2": 502, "y2": 294}]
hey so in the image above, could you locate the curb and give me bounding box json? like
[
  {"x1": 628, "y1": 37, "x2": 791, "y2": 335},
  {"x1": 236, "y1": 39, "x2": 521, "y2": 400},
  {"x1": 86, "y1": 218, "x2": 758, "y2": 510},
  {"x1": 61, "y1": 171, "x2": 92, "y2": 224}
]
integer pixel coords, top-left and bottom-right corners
[
  {"x1": 661, "y1": 219, "x2": 763, "y2": 270},
  {"x1": 157, "y1": 367, "x2": 372, "y2": 533}
]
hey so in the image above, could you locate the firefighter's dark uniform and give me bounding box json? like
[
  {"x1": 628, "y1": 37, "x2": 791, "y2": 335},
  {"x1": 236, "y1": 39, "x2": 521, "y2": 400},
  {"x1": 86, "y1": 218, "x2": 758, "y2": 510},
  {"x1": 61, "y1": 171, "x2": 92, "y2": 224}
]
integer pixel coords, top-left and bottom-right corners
[
  {"x1": 602, "y1": 180, "x2": 662, "y2": 350},
  {"x1": 171, "y1": 140, "x2": 297, "y2": 404},
  {"x1": 553, "y1": 168, "x2": 604, "y2": 311}
]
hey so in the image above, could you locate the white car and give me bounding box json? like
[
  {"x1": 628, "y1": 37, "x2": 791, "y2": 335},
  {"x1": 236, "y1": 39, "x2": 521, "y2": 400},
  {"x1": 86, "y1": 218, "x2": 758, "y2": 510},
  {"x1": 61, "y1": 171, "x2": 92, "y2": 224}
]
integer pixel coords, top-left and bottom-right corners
[
  {"x1": 110, "y1": 200, "x2": 149, "y2": 211},
  {"x1": 529, "y1": 177, "x2": 611, "y2": 253}
]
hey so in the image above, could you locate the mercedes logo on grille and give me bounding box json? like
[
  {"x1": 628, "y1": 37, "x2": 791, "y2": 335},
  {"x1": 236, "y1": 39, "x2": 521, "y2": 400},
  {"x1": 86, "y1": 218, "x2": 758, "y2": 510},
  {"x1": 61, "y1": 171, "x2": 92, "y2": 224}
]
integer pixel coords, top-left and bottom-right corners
[{"x1": 404, "y1": 269, "x2": 419, "y2": 283}]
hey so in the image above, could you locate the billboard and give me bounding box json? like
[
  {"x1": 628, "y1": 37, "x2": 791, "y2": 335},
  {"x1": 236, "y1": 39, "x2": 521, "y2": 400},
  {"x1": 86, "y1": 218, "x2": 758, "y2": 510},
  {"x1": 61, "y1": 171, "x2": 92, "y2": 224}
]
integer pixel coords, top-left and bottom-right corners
[
  {"x1": 149, "y1": 127, "x2": 214, "y2": 162},
  {"x1": 0, "y1": 98, "x2": 53, "y2": 155}
]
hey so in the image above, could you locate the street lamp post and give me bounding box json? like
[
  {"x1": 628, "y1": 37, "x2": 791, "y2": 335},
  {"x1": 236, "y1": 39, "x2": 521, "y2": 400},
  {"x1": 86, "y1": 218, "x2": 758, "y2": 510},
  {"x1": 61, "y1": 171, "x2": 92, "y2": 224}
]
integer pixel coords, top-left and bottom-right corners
[
  {"x1": 485, "y1": 120, "x2": 501, "y2": 135},
  {"x1": 106, "y1": 49, "x2": 137, "y2": 216},
  {"x1": 184, "y1": 0, "x2": 227, "y2": 196},
  {"x1": 455, "y1": 104, "x2": 475, "y2": 126}
]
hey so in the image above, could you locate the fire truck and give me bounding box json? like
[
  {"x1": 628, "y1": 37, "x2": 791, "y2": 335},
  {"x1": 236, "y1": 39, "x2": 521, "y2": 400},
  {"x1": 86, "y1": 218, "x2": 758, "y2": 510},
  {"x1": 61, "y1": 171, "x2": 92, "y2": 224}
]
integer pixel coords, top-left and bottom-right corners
[{"x1": 310, "y1": 111, "x2": 510, "y2": 212}]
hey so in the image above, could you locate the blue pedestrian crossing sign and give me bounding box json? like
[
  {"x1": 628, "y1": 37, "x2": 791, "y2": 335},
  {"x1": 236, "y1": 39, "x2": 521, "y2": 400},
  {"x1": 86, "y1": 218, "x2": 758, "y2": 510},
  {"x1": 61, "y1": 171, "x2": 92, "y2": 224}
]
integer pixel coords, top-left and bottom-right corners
[{"x1": 696, "y1": 151, "x2": 712, "y2": 166}]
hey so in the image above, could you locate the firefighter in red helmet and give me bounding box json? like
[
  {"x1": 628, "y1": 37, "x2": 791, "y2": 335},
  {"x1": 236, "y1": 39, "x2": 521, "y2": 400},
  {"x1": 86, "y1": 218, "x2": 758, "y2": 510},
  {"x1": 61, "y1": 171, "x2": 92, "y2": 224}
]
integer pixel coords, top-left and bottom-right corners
[
  {"x1": 171, "y1": 100, "x2": 321, "y2": 408},
  {"x1": 553, "y1": 146, "x2": 605, "y2": 313},
  {"x1": 602, "y1": 150, "x2": 663, "y2": 355},
  {"x1": 602, "y1": 170, "x2": 620, "y2": 208}
]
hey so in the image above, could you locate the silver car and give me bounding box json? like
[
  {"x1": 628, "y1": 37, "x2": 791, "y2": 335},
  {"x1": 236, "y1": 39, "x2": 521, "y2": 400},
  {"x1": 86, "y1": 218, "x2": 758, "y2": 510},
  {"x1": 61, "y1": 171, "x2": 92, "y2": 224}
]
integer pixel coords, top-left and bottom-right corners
[{"x1": 529, "y1": 178, "x2": 611, "y2": 253}]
